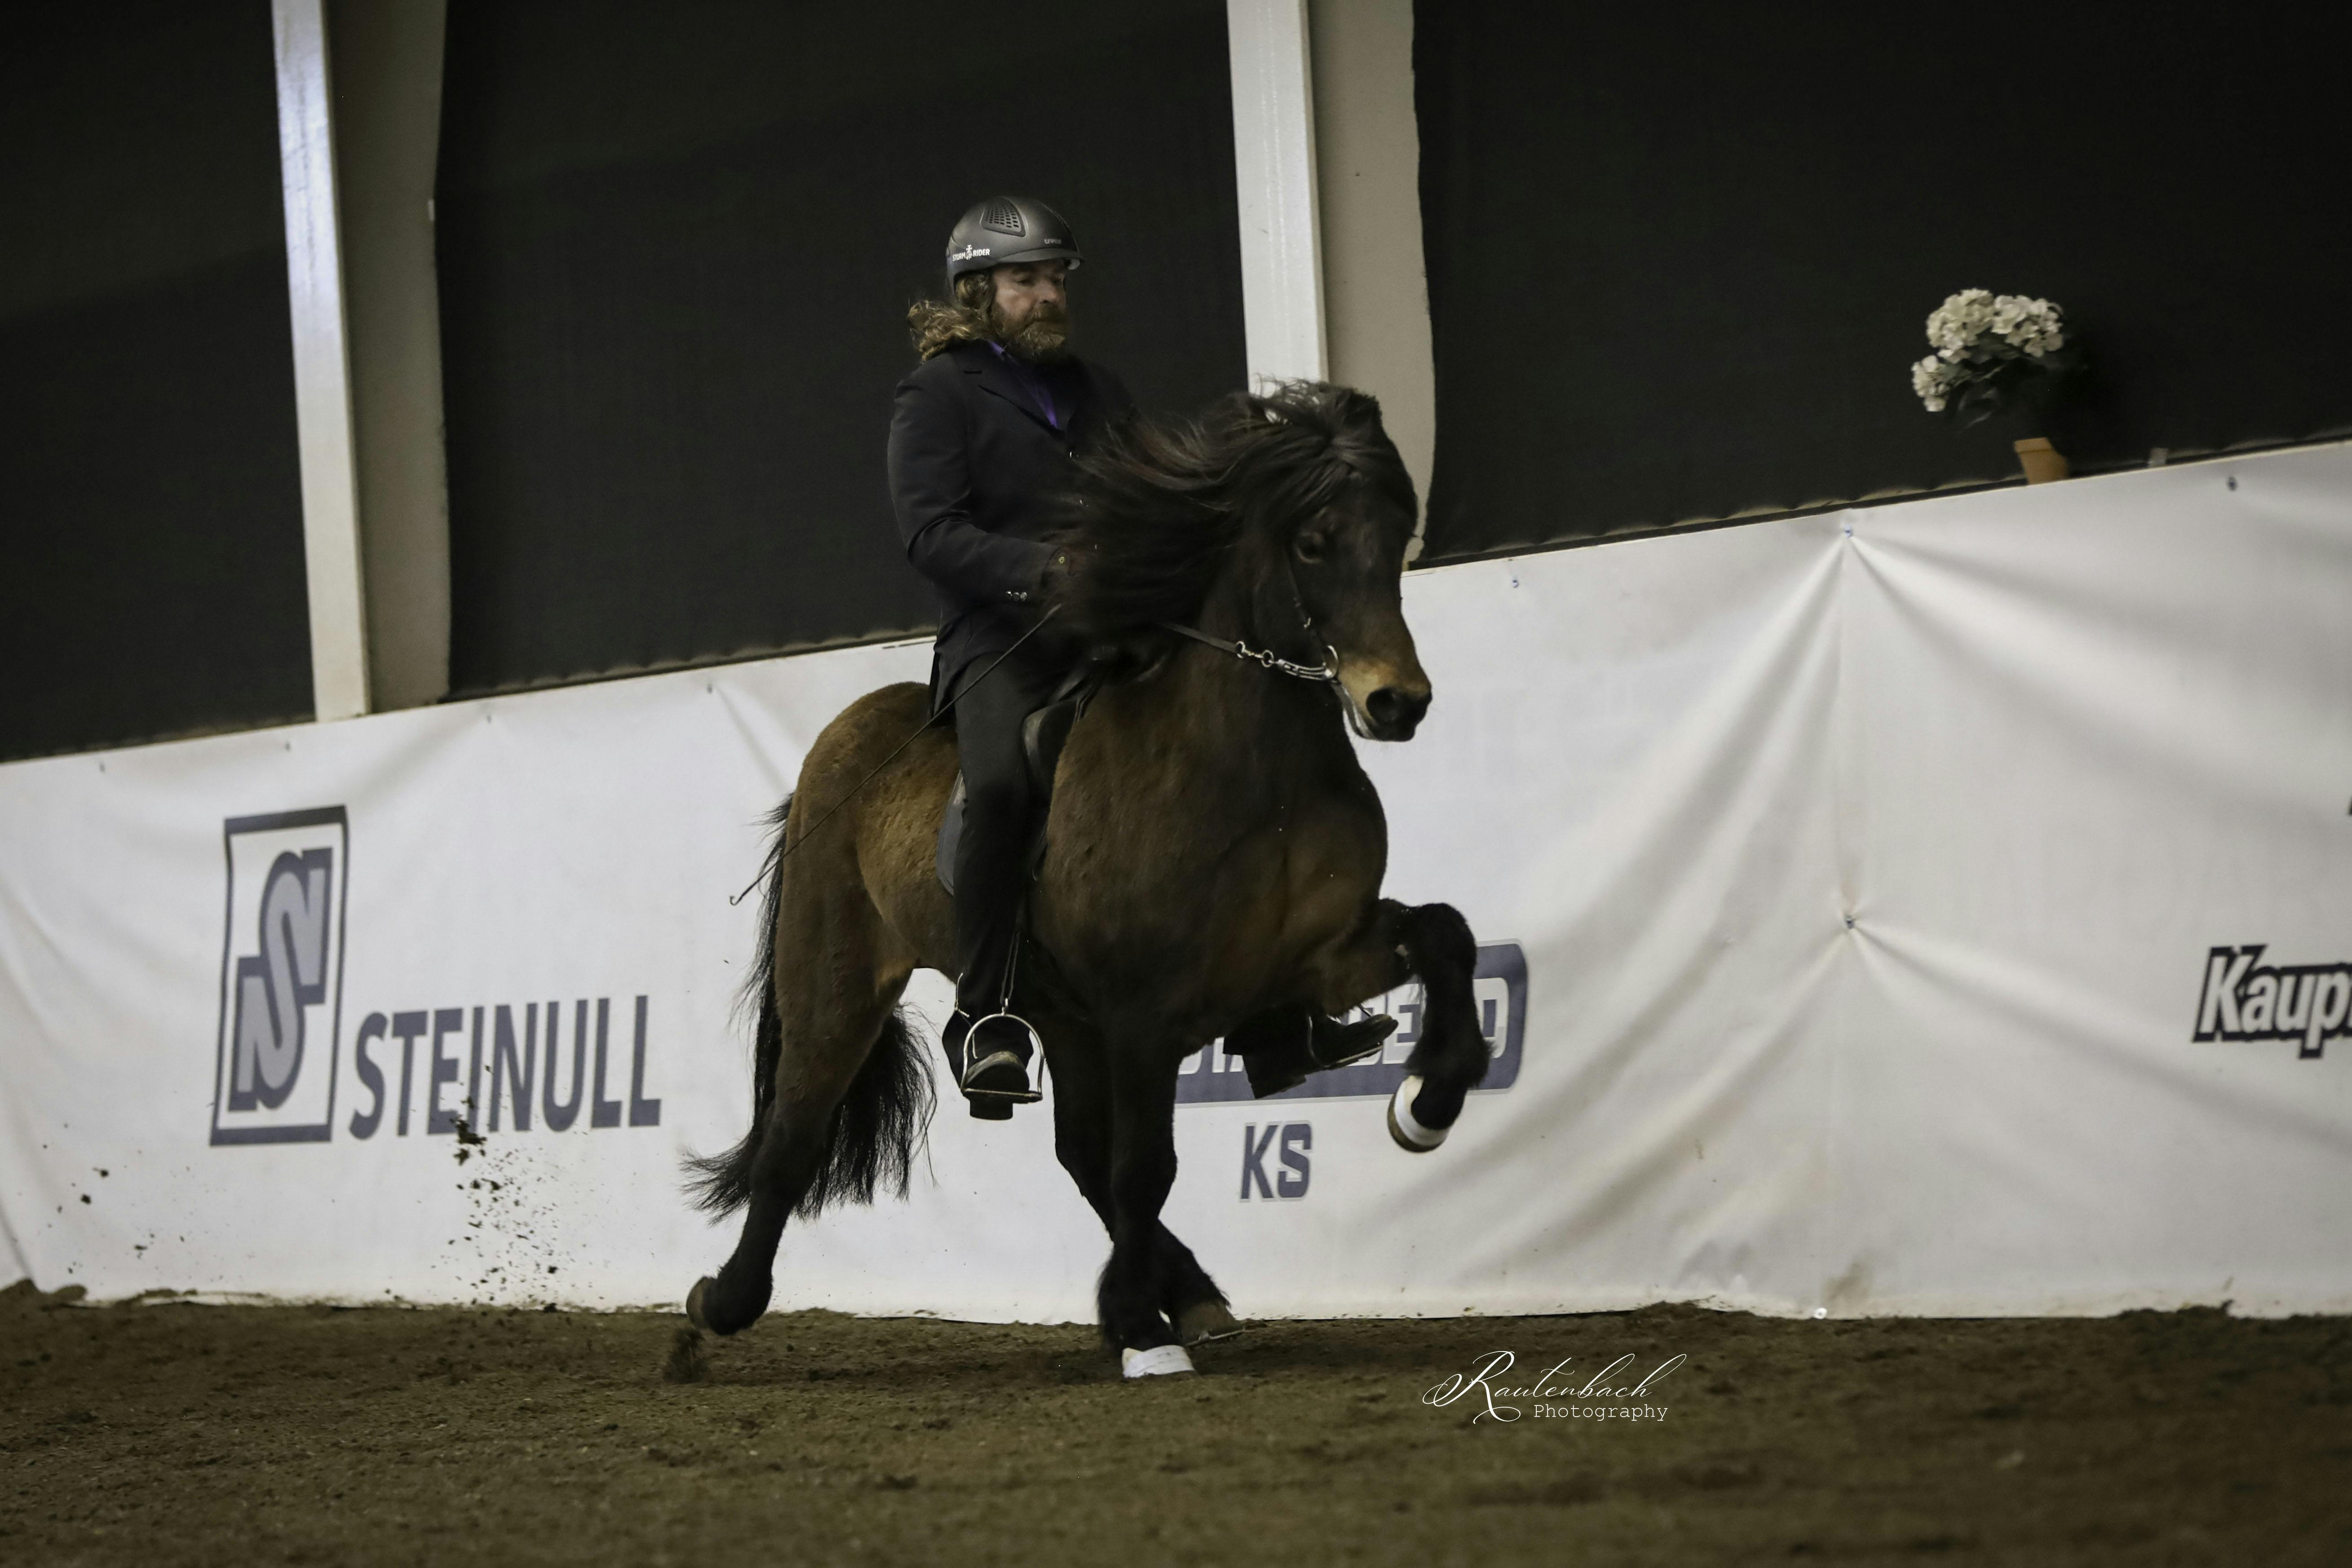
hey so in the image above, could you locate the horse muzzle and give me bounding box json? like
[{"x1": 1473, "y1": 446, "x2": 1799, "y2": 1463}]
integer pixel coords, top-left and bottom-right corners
[{"x1": 1339, "y1": 665, "x2": 1432, "y2": 742}]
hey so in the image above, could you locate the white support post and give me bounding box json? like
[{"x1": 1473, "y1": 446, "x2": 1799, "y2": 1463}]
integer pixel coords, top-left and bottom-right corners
[
  {"x1": 1227, "y1": 0, "x2": 1327, "y2": 386},
  {"x1": 1306, "y1": 0, "x2": 1437, "y2": 552},
  {"x1": 273, "y1": 0, "x2": 371, "y2": 721}
]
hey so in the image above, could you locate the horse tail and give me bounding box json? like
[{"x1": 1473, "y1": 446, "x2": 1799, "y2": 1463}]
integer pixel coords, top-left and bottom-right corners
[
  {"x1": 685, "y1": 795, "x2": 794, "y2": 1216},
  {"x1": 791, "y1": 1007, "x2": 932, "y2": 1219},
  {"x1": 685, "y1": 793, "x2": 933, "y2": 1218}
]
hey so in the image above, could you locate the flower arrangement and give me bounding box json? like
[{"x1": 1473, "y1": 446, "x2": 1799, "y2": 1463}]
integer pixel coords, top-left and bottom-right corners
[{"x1": 1909, "y1": 289, "x2": 2079, "y2": 424}]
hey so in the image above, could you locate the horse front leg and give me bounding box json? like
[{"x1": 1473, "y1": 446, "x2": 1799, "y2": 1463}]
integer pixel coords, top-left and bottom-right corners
[
  {"x1": 1306, "y1": 897, "x2": 1488, "y2": 1153},
  {"x1": 1388, "y1": 901, "x2": 1486, "y2": 1148},
  {"x1": 1048, "y1": 1026, "x2": 1234, "y2": 1345},
  {"x1": 1095, "y1": 1051, "x2": 1194, "y2": 1376}
]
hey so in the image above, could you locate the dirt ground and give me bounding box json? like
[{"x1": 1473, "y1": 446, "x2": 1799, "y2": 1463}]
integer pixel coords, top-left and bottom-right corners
[{"x1": 2, "y1": 1281, "x2": 2347, "y2": 1567}]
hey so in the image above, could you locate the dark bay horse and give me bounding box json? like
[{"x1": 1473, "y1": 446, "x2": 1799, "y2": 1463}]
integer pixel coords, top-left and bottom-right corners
[{"x1": 684, "y1": 381, "x2": 1490, "y2": 1373}]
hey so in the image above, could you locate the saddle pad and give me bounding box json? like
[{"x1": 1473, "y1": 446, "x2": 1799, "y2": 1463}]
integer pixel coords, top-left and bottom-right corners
[{"x1": 935, "y1": 772, "x2": 969, "y2": 896}]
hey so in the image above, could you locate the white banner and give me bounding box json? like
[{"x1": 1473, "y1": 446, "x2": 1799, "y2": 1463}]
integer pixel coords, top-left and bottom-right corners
[{"x1": 5, "y1": 443, "x2": 2350, "y2": 1319}]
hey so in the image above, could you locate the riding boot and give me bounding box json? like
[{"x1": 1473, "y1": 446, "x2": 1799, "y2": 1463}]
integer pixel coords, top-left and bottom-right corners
[
  {"x1": 948, "y1": 831, "x2": 1041, "y2": 1117},
  {"x1": 1226, "y1": 1006, "x2": 1398, "y2": 1100},
  {"x1": 946, "y1": 646, "x2": 1061, "y2": 1117},
  {"x1": 942, "y1": 1007, "x2": 1042, "y2": 1120}
]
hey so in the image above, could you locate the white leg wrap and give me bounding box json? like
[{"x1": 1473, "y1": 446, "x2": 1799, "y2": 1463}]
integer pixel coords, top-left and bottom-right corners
[
  {"x1": 1121, "y1": 1343, "x2": 1197, "y2": 1379},
  {"x1": 1387, "y1": 1074, "x2": 1449, "y2": 1152}
]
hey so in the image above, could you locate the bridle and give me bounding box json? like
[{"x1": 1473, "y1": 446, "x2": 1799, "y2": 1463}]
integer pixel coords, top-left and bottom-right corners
[{"x1": 1157, "y1": 558, "x2": 1373, "y2": 737}]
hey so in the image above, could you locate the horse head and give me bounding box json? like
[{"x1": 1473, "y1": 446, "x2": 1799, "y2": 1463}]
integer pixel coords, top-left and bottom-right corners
[
  {"x1": 1237, "y1": 382, "x2": 1430, "y2": 741},
  {"x1": 1052, "y1": 379, "x2": 1432, "y2": 741}
]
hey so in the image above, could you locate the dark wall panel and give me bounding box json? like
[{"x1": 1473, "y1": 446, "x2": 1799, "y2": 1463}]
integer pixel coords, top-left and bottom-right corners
[
  {"x1": 436, "y1": 0, "x2": 1247, "y2": 693},
  {"x1": 1414, "y1": 2, "x2": 2352, "y2": 559},
  {"x1": 0, "y1": 4, "x2": 309, "y2": 760}
]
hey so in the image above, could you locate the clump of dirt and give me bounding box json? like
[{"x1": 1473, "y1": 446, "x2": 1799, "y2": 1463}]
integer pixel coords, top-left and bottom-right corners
[
  {"x1": 443, "y1": 1112, "x2": 572, "y2": 1301},
  {"x1": 1, "y1": 1299, "x2": 2346, "y2": 1565},
  {"x1": 0, "y1": 1280, "x2": 85, "y2": 1315},
  {"x1": 663, "y1": 1327, "x2": 711, "y2": 1383}
]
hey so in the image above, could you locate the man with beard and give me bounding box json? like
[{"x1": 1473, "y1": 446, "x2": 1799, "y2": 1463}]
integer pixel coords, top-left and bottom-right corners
[
  {"x1": 889, "y1": 195, "x2": 1127, "y2": 1116},
  {"x1": 889, "y1": 196, "x2": 1399, "y2": 1118}
]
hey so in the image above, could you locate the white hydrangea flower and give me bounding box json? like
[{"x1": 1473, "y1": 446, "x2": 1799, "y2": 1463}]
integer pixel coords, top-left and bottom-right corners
[
  {"x1": 1910, "y1": 353, "x2": 1959, "y2": 411},
  {"x1": 1913, "y1": 288, "x2": 2070, "y2": 408},
  {"x1": 1925, "y1": 289, "x2": 1995, "y2": 354},
  {"x1": 1987, "y1": 294, "x2": 2066, "y2": 358}
]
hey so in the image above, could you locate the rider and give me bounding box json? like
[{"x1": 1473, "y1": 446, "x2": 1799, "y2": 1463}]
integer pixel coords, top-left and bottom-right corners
[
  {"x1": 890, "y1": 196, "x2": 1127, "y2": 1116},
  {"x1": 890, "y1": 196, "x2": 1397, "y2": 1117}
]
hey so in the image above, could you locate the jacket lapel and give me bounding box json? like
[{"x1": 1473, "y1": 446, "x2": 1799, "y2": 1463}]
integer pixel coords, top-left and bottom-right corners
[{"x1": 964, "y1": 347, "x2": 1063, "y2": 438}]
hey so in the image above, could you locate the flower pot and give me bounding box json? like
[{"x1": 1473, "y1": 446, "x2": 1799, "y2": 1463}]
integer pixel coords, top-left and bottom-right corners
[{"x1": 2013, "y1": 437, "x2": 2069, "y2": 484}]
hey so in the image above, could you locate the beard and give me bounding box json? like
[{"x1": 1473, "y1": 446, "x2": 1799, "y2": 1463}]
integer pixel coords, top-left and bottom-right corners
[{"x1": 997, "y1": 301, "x2": 1072, "y2": 363}]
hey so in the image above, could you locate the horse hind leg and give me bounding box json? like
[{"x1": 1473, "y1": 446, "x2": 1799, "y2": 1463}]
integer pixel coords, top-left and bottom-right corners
[
  {"x1": 1159, "y1": 1231, "x2": 1238, "y2": 1344},
  {"x1": 686, "y1": 879, "x2": 928, "y2": 1336},
  {"x1": 687, "y1": 997, "x2": 920, "y2": 1336}
]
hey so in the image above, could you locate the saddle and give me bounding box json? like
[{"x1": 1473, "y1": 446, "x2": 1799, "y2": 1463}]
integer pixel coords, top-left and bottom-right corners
[{"x1": 935, "y1": 667, "x2": 1097, "y2": 895}]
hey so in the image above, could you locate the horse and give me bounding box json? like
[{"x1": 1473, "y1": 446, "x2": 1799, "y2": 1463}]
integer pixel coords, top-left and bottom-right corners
[{"x1": 683, "y1": 380, "x2": 1492, "y2": 1374}]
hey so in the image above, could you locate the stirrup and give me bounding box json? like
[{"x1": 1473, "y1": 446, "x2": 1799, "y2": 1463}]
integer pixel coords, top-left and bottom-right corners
[{"x1": 958, "y1": 1010, "x2": 1043, "y2": 1115}]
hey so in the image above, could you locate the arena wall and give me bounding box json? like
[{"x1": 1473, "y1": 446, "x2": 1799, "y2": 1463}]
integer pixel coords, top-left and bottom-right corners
[{"x1": 5, "y1": 443, "x2": 2350, "y2": 1319}]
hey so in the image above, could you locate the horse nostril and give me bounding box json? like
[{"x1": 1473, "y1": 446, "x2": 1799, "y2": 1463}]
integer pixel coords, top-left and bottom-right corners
[{"x1": 1365, "y1": 686, "x2": 1431, "y2": 733}]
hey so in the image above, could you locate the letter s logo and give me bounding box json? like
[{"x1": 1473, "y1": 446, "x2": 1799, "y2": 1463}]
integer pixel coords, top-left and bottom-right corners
[
  {"x1": 1277, "y1": 1122, "x2": 1312, "y2": 1199},
  {"x1": 229, "y1": 848, "x2": 333, "y2": 1110}
]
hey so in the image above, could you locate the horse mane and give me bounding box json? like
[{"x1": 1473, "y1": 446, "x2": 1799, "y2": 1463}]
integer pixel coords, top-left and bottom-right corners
[{"x1": 1046, "y1": 380, "x2": 1416, "y2": 644}]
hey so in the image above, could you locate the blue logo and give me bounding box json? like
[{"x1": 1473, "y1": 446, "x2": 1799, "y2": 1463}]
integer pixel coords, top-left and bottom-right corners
[
  {"x1": 211, "y1": 808, "x2": 349, "y2": 1145},
  {"x1": 1177, "y1": 941, "x2": 1527, "y2": 1105}
]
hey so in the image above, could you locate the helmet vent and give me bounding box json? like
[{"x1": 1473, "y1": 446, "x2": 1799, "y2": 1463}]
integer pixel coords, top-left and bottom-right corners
[{"x1": 982, "y1": 199, "x2": 1026, "y2": 235}]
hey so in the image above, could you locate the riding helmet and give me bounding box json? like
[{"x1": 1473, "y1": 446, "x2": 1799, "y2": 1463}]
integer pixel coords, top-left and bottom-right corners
[{"x1": 945, "y1": 196, "x2": 1083, "y2": 281}]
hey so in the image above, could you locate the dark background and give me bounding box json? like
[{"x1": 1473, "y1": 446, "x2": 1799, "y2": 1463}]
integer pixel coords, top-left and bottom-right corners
[
  {"x1": 1412, "y1": 2, "x2": 2352, "y2": 559},
  {"x1": 434, "y1": 0, "x2": 1248, "y2": 695},
  {"x1": 9, "y1": 3, "x2": 2350, "y2": 758},
  {"x1": 0, "y1": 2, "x2": 309, "y2": 761}
]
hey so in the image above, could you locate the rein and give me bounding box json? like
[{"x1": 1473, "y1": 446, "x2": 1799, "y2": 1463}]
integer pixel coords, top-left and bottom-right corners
[{"x1": 731, "y1": 557, "x2": 1363, "y2": 906}]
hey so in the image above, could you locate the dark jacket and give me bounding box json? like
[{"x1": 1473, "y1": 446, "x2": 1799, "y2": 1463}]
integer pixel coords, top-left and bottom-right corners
[{"x1": 888, "y1": 340, "x2": 1133, "y2": 711}]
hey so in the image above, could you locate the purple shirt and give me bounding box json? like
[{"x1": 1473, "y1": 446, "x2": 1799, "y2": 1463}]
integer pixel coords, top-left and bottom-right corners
[{"x1": 988, "y1": 341, "x2": 1061, "y2": 432}]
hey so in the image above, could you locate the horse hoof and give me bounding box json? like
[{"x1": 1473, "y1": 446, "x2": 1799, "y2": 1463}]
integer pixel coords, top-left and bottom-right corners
[
  {"x1": 1386, "y1": 1074, "x2": 1449, "y2": 1153},
  {"x1": 1122, "y1": 1343, "x2": 1197, "y2": 1379},
  {"x1": 1177, "y1": 1299, "x2": 1242, "y2": 1345},
  {"x1": 687, "y1": 1270, "x2": 771, "y2": 1336}
]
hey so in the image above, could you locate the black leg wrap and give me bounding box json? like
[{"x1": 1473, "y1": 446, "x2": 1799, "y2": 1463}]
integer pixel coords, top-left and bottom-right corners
[
  {"x1": 1401, "y1": 902, "x2": 1478, "y2": 982},
  {"x1": 1408, "y1": 1075, "x2": 1470, "y2": 1131},
  {"x1": 1400, "y1": 903, "x2": 1488, "y2": 1117}
]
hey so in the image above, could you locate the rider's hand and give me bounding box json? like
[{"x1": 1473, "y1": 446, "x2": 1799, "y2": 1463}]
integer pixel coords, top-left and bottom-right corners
[{"x1": 1038, "y1": 543, "x2": 1086, "y2": 605}]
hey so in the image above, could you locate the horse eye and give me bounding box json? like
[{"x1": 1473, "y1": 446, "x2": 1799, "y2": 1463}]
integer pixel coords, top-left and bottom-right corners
[{"x1": 1294, "y1": 533, "x2": 1327, "y2": 564}]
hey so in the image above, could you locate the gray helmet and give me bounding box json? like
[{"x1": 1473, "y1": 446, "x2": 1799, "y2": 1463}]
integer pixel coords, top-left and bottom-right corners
[{"x1": 945, "y1": 196, "x2": 1083, "y2": 281}]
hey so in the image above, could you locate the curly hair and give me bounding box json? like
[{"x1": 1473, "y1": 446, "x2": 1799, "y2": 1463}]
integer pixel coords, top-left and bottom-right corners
[{"x1": 907, "y1": 272, "x2": 999, "y2": 361}]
